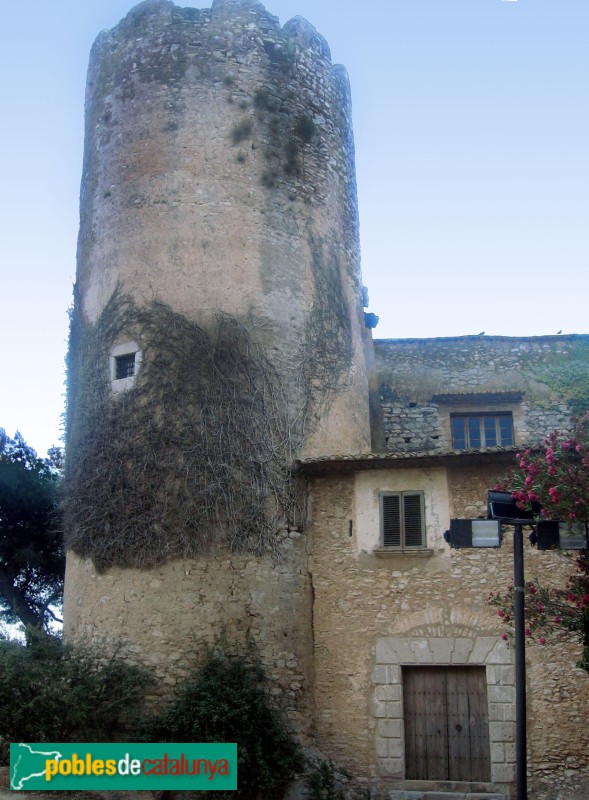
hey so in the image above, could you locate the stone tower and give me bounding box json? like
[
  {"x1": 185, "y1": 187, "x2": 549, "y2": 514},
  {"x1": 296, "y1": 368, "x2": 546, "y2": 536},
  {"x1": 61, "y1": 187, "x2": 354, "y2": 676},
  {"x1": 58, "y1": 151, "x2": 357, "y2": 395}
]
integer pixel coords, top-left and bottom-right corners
[{"x1": 64, "y1": 0, "x2": 371, "y2": 728}]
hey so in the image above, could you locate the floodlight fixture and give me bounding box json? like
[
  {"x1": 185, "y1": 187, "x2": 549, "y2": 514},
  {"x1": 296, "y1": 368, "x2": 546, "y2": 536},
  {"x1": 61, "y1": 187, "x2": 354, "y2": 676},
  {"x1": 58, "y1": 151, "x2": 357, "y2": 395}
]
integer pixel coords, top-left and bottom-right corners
[
  {"x1": 487, "y1": 490, "x2": 539, "y2": 523},
  {"x1": 534, "y1": 520, "x2": 588, "y2": 551},
  {"x1": 444, "y1": 519, "x2": 502, "y2": 548}
]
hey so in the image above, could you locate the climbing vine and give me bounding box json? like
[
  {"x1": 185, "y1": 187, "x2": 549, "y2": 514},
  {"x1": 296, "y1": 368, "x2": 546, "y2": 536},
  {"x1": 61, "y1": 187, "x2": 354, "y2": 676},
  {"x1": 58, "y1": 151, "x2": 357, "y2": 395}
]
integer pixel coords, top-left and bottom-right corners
[{"x1": 64, "y1": 292, "x2": 310, "y2": 570}]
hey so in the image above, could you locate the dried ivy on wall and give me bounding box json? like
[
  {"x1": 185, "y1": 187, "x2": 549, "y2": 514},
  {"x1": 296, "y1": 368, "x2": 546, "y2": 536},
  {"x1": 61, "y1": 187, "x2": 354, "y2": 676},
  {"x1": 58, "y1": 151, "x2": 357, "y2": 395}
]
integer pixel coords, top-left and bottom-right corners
[{"x1": 64, "y1": 292, "x2": 311, "y2": 570}]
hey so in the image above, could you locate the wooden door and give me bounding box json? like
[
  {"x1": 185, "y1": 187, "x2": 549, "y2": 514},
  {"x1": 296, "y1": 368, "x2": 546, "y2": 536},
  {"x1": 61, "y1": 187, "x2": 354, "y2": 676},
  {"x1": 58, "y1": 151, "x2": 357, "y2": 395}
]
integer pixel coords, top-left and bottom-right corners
[{"x1": 403, "y1": 666, "x2": 491, "y2": 782}]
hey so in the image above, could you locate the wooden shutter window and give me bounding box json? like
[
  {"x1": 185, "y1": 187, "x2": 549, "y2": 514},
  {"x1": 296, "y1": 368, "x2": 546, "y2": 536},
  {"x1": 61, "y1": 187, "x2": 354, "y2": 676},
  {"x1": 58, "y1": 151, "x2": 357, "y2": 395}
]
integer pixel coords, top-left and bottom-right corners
[
  {"x1": 382, "y1": 494, "x2": 401, "y2": 547},
  {"x1": 403, "y1": 493, "x2": 424, "y2": 547},
  {"x1": 380, "y1": 492, "x2": 425, "y2": 549}
]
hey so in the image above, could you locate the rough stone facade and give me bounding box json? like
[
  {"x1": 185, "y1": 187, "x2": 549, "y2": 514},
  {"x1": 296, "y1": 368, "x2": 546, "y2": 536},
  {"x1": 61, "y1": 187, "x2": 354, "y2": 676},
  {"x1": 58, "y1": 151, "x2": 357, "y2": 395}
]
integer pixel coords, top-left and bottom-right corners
[
  {"x1": 65, "y1": 0, "x2": 372, "y2": 747},
  {"x1": 64, "y1": 2, "x2": 589, "y2": 798},
  {"x1": 77, "y1": 0, "x2": 372, "y2": 457},
  {"x1": 65, "y1": 530, "x2": 314, "y2": 733},
  {"x1": 375, "y1": 335, "x2": 588, "y2": 453},
  {"x1": 305, "y1": 464, "x2": 589, "y2": 797},
  {"x1": 301, "y1": 335, "x2": 589, "y2": 796}
]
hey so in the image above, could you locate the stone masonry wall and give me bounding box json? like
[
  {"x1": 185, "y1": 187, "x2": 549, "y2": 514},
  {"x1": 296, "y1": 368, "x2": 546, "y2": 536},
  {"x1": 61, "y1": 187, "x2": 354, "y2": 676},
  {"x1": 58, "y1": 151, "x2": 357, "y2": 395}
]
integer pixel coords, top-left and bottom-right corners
[
  {"x1": 375, "y1": 335, "x2": 589, "y2": 453},
  {"x1": 77, "y1": 0, "x2": 371, "y2": 458},
  {"x1": 308, "y1": 469, "x2": 589, "y2": 794},
  {"x1": 65, "y1": 0, "x2": 371, "y2": 744},
  {"x1": 64, "y1": 528, "x2": 314, "y2": 736}
]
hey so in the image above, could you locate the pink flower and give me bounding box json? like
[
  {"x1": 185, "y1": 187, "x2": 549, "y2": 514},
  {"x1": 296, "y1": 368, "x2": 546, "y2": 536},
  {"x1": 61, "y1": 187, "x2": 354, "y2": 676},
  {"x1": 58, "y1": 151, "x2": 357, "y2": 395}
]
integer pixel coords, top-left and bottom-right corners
[
  {"x1": 525, "y1": 628, "x2": 532, "y2": 637},
  {"x1": 539, "y1": 637, "x2": 546, "y2": 645},
  {"x1": 536, "y1": 602, "x2": 544, "y2": 613},
  {"x1": 498, "y1": 609, "x2": 505, "y2": 618},
  {"x1": 501, "y1": 632, "x2": 508, "y2": 641},
  {"x1": 554, "y1": 616, "x2": 561, "y2": 624},
  {"x1": 548, "y1": 487, "x2": 560, "y2": 503}
]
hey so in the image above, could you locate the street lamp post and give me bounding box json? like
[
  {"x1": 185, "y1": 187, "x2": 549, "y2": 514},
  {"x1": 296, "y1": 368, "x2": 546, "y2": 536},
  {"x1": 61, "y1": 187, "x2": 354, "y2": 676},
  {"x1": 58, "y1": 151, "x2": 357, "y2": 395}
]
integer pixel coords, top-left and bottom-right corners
[
  {"x1": 444, "y1": 492, "x2": 588, "y2": 800},
  {"x1": 512, "y1": 521, "x2": 527, "y2": 800}
]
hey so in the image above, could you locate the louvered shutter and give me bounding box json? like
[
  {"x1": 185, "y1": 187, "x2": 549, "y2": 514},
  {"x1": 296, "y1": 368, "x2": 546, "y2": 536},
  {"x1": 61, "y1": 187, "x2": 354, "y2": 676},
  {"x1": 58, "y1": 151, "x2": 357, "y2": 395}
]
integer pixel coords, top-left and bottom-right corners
[
  {"x1": 403, "y1": 493, "x2": 424, "y2": 547},
  {"x1": 382, "y1": 494, "x2": 401, "y2": 547},
  {"x1": 380, "y1": 492, "x2": 425, "y2": 548}
]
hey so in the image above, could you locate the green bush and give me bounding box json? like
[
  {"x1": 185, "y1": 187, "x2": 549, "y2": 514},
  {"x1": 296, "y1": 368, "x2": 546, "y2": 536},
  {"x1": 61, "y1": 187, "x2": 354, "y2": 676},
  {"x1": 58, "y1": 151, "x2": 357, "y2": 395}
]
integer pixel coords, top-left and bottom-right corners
[
  {"x1": 142, "y1": 648, "x2": 303, "y2": 799},
  {"x1": 0, "y1": 633, "x2": 151, "y2": 758},
  {"x1": 306, "y1": 760, "x2": 345, "y2": 800}
]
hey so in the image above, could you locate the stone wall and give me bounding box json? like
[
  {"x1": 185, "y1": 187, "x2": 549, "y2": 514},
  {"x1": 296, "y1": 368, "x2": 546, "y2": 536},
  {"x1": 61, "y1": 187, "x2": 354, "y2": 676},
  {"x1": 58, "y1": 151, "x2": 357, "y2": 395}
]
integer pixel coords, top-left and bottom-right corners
[
  {"x1": 64, "y1": 528, "x2": 315, "y2": 736},
  {"x1": 76, "y1": 0, "x2": 372, "y2": 458},
  {"x1": 374, "y1": 335, "x2": 589, "y2": 453},
  {"x1": 307, "y1": 467, "x2": 589, "y2": 794},
  {"x1": 65, "y1": 0, "x2": 372, "y2": 741}
]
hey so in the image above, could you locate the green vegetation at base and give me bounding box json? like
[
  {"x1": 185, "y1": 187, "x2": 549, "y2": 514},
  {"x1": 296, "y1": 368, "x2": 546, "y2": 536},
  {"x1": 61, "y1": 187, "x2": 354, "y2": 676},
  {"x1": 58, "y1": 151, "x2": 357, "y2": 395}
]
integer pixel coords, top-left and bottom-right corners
[
  {"x1": 0, "y1": 633, "x2": 151, "y2": 762},
  {"x1": 141, "y1": 647, "x2": 303, "y2": 799}
]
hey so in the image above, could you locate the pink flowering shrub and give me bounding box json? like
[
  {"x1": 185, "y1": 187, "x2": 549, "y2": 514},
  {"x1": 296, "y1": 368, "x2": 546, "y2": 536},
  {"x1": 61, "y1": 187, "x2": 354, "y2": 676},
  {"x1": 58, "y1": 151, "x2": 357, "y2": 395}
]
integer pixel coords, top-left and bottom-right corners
[
  {"x1": 490, "y1": 559, "x2": 589, "y2": 668},
  {"x1": 496, "y1": 413, "x2": 589, "y2": 522},
  {"x1": 492, "y1": 414, "x2": 589, "y2": 672}
]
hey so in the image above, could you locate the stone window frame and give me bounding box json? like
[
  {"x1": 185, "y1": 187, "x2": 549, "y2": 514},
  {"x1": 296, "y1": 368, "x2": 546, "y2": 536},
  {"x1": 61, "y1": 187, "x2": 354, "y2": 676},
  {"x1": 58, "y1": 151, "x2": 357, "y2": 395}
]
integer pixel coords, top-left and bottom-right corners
[
  {"x1": 372, "y1": 636, "x2": 516, "y2": 789},
  {"x1": 110, "y1": 341, "x2": 142, "y2": 394}
]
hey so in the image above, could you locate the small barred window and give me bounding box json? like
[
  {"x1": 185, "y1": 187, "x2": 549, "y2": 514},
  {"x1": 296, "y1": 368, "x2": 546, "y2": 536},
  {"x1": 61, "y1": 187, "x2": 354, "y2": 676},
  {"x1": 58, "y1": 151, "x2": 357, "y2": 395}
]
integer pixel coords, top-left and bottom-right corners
[{"x1": 115, "y1": 353, "x2": 136, "y2": 380}]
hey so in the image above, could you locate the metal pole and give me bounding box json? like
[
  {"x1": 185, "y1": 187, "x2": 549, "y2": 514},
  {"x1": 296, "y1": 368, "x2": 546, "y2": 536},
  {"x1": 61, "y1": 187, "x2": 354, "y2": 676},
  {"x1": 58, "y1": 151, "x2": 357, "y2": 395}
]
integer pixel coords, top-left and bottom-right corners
[{"x1": 513, "y1": 522, "x2": 527, "y2": 800}]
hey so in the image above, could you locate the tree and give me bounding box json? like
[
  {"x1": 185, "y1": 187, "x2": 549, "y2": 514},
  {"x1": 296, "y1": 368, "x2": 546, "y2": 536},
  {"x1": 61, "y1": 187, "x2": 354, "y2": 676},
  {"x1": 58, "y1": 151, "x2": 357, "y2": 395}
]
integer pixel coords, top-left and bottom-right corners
[
  {"x1": 0, "y1": 632, "x2": 152, "y2": 765},
  {"x1": 0, "y1": 429, "x2": 65, "y2": 633},
  {"x1": 495, "y1": 413, "x2": 589, "y2": 671}
]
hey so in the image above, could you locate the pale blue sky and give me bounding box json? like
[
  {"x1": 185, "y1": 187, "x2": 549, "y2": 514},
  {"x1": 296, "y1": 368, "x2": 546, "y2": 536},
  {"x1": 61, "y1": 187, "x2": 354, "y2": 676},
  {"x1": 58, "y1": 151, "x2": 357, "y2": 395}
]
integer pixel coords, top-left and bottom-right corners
[{"x1": 1, "y1": 0, "x2": 587, "y2": 456}]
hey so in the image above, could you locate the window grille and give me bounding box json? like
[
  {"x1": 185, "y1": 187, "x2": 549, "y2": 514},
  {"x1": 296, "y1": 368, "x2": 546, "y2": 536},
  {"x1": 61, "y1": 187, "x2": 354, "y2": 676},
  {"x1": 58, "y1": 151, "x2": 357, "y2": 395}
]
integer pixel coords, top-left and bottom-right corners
[{"x1": 115, "y1": 353, "x2": 136, "y2": 380}]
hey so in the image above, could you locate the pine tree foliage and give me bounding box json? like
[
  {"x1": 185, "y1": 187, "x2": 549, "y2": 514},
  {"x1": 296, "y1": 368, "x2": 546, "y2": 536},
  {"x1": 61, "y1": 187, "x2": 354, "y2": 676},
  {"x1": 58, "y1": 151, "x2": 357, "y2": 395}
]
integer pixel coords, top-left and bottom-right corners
[{"x1": 0, "y1": 429, "x2": 64, "y2": 632}]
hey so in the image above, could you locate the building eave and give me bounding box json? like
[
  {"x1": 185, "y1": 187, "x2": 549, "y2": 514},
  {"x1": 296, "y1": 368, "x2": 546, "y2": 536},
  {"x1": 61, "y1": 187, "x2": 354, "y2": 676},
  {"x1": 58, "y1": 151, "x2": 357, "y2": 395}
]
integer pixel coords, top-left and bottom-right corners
[{"x1": 296, "y1": 446, "x2": 524, "y2": 476}]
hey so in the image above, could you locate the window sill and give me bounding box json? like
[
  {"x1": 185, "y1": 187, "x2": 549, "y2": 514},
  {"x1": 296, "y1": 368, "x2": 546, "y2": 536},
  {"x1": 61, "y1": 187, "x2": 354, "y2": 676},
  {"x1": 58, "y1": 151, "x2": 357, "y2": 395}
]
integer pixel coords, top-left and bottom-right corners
[{"x1": 373, "y1": 548, "x2": 434, "y2": 559}]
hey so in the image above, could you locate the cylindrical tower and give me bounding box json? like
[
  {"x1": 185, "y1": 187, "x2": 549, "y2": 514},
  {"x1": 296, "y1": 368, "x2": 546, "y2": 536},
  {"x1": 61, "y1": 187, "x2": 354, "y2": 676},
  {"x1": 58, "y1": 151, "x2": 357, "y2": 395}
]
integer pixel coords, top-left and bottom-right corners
[{"x1": 64, "y1": 0, "x2": 371, "y2": 729}]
